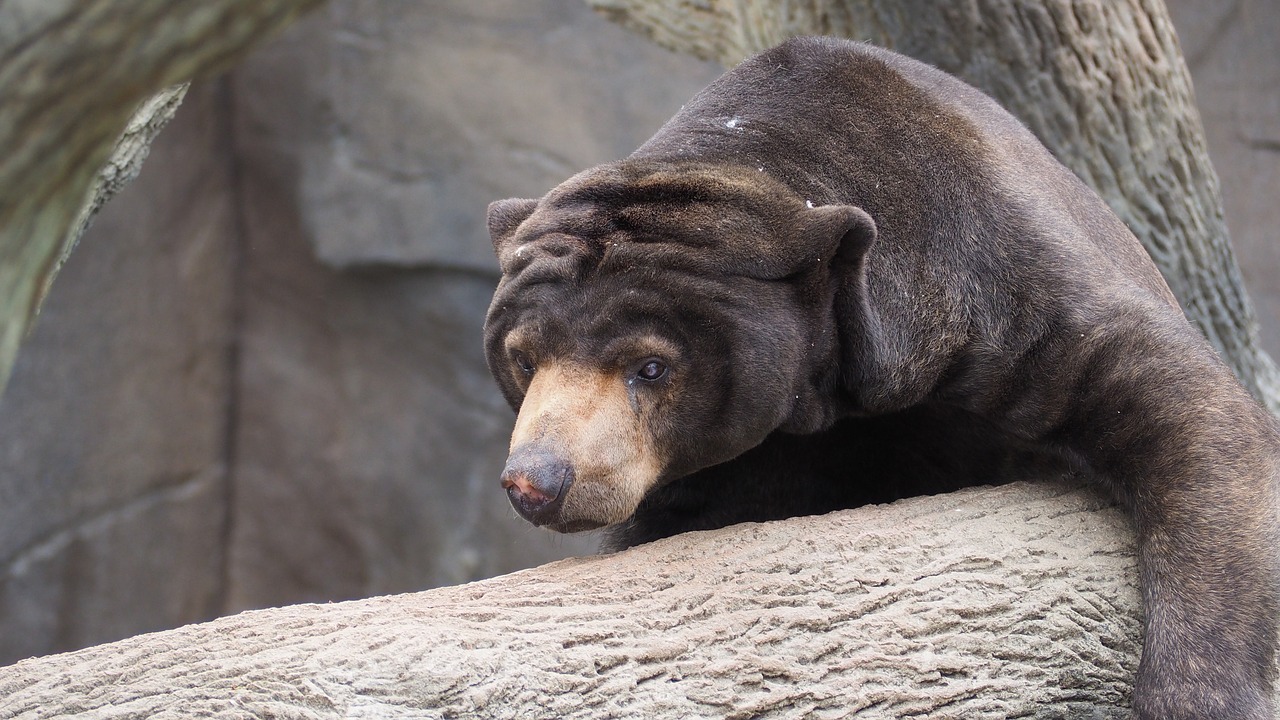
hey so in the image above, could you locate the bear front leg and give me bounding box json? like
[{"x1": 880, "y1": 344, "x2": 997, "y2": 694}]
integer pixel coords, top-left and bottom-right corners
[
  {"x1": 1128, "y1": 465, "x2": 1279, "y2": 720},
  {"x1": 1129, "y1": 437, "x2": 1280, "y2": 719},
  {"x1": 1060, "y1": 330, "x2": 1280, "y2": 719}
]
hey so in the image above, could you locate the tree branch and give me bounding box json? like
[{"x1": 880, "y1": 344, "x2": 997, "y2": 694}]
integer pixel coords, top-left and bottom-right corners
[
  {"x1": 47, "y1": 84, "x2": 191, "y2": 305},
  {"x1": 0, "y1": 481, "x2": 1177, "y2": 718},
  {"x1": 0, "y1": 0, "x2": 324, "y2": 394}
]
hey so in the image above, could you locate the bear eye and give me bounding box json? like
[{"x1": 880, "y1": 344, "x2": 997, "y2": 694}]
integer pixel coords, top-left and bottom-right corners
[
  {"x1": 513, "y1": 351, "x2": 535, "y2": 375},
  {"x1": 636, "y1": 359, "x2": 668, "y2": 382}
]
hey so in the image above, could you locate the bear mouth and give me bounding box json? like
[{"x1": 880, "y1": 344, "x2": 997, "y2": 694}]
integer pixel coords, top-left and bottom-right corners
[{"x1": 541, "y1": 517, "x2": 609, "y2": 534}]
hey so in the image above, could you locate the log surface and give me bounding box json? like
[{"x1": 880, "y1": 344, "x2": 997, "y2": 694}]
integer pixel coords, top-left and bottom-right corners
[{"x1": 1, "y1": 481, "x2": 1159, "y2": 719}]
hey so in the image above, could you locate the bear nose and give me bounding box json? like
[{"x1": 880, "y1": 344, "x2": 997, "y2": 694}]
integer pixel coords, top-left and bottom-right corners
[{"x1": 500, "y1": 445, "x2": 574, "y2": 526}]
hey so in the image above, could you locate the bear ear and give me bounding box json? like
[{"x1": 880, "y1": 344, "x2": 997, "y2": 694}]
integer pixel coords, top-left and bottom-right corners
[
  {"x1": 800, "y1": 203, "x2": 877, "y2": 270},
  {"x1": 487, "y1": 198, "x2": 539, "y2": 254},
  {"x1": 730, "y1": 203, "x2": 876, "y2": 280}
]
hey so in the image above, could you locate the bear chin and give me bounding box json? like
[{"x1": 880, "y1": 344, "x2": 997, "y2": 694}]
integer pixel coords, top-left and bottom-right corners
[{"x1": 542, "y1": 518, "x2": 609, "y2": 534}]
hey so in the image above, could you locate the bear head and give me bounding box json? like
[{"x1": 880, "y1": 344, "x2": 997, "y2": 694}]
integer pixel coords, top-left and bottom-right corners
[{"x1": 484, "y1": 160, "x2": 876, "y2": 533}]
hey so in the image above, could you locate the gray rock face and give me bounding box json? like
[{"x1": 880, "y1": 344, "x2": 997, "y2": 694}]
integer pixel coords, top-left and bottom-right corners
[
  {"x1": 302, "y1": 0, "x2": 719, "y2": 271},
  {"x1": 0, "y1": 85, "x2": 236, "y2": 662}
]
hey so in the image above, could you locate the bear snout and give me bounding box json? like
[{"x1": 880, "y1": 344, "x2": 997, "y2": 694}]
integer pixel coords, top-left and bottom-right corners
[{"x1": 500, "y1": 444, "x2": 574, "y2": 526}]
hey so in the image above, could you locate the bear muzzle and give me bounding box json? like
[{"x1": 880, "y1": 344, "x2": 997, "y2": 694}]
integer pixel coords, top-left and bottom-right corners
[
  {"x1": 500, "y1": 443, "x2": 575, "y2": 527},
  {"x1": 500, "y1": 361, "x2": 666, "y2": 532}
]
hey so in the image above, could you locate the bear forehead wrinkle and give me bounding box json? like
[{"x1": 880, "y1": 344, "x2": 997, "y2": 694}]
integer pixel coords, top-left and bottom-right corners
[
  {"x1": 547, "y1": 159, "x2": 792, "y2": 204},
  {"x1": 541, "y1": 160, "x2": 804, "y2": 242},
  {"x1": 516, "y1": 311, "x2": 684, "y2": 366},
  {"x1": 508, "y1": 250, "x2": 709, "y2": 307},
  {"x1": 501, "y1": 235, "x2": 600, "y2": 280},
  {"x1": 598, "y1": 333, "x2": 681, "y2": 364}
]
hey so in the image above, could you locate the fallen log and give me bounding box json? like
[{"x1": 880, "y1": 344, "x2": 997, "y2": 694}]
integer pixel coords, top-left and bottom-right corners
[{"x1": 1, "y1": 481, "x2": 1193, "y2": 718}]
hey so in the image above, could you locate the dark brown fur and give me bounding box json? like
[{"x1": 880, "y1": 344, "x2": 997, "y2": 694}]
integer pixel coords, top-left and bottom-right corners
[{"x1": 484, "y1": 37, "x2": 1280, "y2": 718}]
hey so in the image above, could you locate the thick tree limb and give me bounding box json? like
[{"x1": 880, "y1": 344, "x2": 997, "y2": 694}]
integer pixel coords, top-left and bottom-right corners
[
  {"x1": 0, "y1": 0, "x2": 323, "y2": 394},
  {"x1": 586, "y1": 0, "x2": 1280, "y2": 413},
  {"x1": 0, "y1": 481, "x2": 1196, "y2": 718}
]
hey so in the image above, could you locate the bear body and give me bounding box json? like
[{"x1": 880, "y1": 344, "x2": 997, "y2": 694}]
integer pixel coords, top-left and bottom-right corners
[{"x1": 484, "y1": 37, "x2": 1280, "y2": 719}]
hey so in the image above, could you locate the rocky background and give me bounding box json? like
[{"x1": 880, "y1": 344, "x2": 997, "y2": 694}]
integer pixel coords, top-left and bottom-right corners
[{"x1": 0, "y1": 0, "x2": 1275, "y2": 665}]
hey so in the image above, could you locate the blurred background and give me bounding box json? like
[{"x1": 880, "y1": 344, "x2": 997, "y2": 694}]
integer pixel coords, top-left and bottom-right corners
[{"x1": 0, "y1": 0, "x2": 1275, "y2": 665}]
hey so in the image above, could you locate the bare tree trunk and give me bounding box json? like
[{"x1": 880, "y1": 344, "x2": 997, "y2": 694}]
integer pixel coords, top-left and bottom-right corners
[
  {"x1": 0, "y1": 1, "x2": 323, "y2": 393},
  {"x1": 2, "y1": 481, "x2": 1212, "y2": 719},
  {"x1": 586, "y1": 0, "x2": 1280, "y2": 413}
]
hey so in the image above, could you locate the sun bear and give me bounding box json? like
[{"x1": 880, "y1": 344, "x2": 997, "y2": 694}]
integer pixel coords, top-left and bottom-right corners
[{"x1": 482, "y1": 36, "x2": 1279, "y2": 719}]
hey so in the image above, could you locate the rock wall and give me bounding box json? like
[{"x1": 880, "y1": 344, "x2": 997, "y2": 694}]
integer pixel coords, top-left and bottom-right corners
[
  {"x1": 0, "y1": 85, "x2": 237, "y2": 662},
  {"x1": 0, "y1": 0, "x2": 1275, "y2": 667}
]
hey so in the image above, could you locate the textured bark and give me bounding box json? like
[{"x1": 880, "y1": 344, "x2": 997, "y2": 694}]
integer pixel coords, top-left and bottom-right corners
[
  {"x1": 0, "y1": 481, "x2": 1171, "y2": 719},
  {"x1": 585, "y1": 0, "x2": 1280, "y2": 413},
  {"x1": 0, "y1": 0, "x2": 323, "y2": 394},
  {"x1": 54, "y1": 85, "x2": 191, "y2": 296}
]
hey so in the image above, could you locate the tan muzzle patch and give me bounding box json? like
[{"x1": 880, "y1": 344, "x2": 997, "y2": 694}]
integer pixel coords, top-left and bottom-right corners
[{"x1": 507, "y1": 362, "x2": 664, "y2": 529}]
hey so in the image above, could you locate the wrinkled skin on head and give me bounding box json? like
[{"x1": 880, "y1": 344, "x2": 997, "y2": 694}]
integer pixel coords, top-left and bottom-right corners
[{"x1": 483, "y1": 161, "x2": 876, "y2": 532}]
